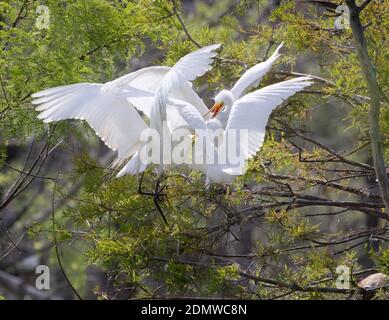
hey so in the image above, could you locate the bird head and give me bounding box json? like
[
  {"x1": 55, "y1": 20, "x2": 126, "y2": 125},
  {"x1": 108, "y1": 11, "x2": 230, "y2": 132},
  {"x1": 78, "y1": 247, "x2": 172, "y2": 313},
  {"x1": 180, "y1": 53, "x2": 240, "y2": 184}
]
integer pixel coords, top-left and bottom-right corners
[{"x1": 204, "y1": 90, "x2": 234, "y2": 119}]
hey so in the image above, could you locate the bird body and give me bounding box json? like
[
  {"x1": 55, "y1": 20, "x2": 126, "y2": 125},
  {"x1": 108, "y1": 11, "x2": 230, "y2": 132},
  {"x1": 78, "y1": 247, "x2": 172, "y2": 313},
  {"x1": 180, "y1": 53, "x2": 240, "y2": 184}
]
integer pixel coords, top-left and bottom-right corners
[
  {"x1": 175, "y1": 43, "x2": 313, "y2": 183},
  {"x1": 32, "y1": 44, "x2": 221, "y2": 178},
  {"x1": 33, "y1": 42, "x2": 314, "y2": 185}
]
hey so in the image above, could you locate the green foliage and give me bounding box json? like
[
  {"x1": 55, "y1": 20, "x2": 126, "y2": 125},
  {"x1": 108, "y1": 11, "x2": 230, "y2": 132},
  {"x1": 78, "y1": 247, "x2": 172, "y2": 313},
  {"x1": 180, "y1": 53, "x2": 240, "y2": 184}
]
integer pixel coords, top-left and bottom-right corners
[
  {"x1": 373, "y1": 248, "x2": 389, "y2": 275},
  {"x1": 0, "y1": 0, "x2": 388, "y2": 300}
]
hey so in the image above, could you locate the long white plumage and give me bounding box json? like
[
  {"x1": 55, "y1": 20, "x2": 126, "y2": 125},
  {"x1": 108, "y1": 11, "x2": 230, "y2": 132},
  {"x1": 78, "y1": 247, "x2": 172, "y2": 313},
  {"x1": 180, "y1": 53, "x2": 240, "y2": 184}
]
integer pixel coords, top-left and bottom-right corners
[
  {"x1": 33, "y1": 43, "x2": 313, "y2": 184},
  {"x1": 117, "y1": 44, "x2": 221, "y2": 177},
  {"x1": 174, "y1": 43, "x2": 313, "y2": 183},
  {"x1": 32, "y1": 44, "x2": 221, "y2": 177}
]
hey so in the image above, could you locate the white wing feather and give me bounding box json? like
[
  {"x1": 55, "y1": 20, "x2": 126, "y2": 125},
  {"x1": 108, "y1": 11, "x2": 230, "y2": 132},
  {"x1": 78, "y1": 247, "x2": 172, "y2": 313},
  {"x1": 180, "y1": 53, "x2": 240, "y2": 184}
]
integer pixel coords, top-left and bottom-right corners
[
  {"x1": 32, "y1": 83, "x2": 147, "y2": 160},
  {"x1": 231, "y1": 42, "x2": 283, "y2": 100},
  {"x1": 150, "y1": 44, "x2": 220, "y2": 129},
  {"x1": 223, "y1": 77, "x2": 313, "y2": 175},
  {"x1": 170, "y1": 98, "x2": 207, "y2": 131},
  {"x1": 170, "y1": 82, "x2": 209, "y2": 116},
  {"x1": 33, "y1": 45, "x2": 220, "y2": 177},
  {"x1": 118, "y1": 44, "x2": 220, "y2": 176},
  {"x1": 116, "y1": 150, "x2": 147, "y2": 177},
  {"x1": 112, "y1": 66, "x2": 170, "y2": 117},
  {"x1": 108, "y1": 66, "x2": 208, "y2": 119},
  {"x1": 160, "y1": 44, "x2": 221, "y2": 98},
  {"x1": 118, "y1": 65, "x2": 210, "y2": 117}
]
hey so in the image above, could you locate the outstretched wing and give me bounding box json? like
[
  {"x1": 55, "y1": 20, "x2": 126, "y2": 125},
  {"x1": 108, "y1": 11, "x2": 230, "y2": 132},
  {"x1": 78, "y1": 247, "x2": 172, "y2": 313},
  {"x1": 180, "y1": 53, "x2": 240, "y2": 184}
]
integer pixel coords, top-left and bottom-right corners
[
  {"x1": 32, "y1": 83, "x2": 148, "y2": 160},
  {"x1": 223, "y1": 77, "x2": 313, "y2": 175},
  {"x1": 107, "y1": 66, "x2": 170, "y2": 117},
  {"x1": 160, "y1": 44, "x2": 221, "y2": 99},
  {"x1": 231, "y1": 42, "x2": 283, "y2": 100},
  {"x1": 113, "y1": 66, "x2": 210, "y2": 118},
  {"x1": 117, "y1": 44, "x2": 221, "y2": 177},
  {"x1": 151, "y1": 44, "x2": 221, "y2": 127}
]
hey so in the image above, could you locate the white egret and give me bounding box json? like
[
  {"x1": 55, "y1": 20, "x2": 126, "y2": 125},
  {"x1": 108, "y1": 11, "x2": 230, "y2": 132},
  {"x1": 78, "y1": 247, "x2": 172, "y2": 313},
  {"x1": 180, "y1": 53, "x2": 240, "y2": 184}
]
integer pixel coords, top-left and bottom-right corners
[
  {"x1": 32, "y1": 44, "x2": 221, "y2": 177},
  {"x1": 174, "y1": 43, "x2": 313, "y2": 183},
  {"x1": 173, "y1": 43, "x2": 286, "y2": 138},
  {"x1": 205, "y1": 42, "x2": 285, "y2": 128}
]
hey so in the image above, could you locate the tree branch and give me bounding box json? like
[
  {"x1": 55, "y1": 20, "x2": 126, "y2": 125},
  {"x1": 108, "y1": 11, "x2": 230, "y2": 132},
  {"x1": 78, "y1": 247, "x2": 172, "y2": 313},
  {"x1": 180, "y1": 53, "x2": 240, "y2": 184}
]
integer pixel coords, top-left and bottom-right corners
[
  {"x1": 51, "y1": 166, "x2": 82, "y2": 300},
  {"x1": 152, "y1": 256, "x2": 356, "y2": 295},
  {"x1": 170, "y1": 0, "x2": 201, "y2": 49},
  {"x1": 359, "y1": 0, "x2": 374, "y2": 12}
]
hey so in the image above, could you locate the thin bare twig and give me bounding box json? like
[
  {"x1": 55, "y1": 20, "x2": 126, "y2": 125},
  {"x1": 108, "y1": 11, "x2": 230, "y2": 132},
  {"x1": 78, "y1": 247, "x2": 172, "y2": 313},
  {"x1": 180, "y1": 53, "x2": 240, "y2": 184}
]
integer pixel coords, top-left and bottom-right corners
[
  {"x1": 51, "y1": 166, "x2": 82, "y2": 300},
  {"x1": 170, "y1": 0, "x2": 201, "y2": 49}
]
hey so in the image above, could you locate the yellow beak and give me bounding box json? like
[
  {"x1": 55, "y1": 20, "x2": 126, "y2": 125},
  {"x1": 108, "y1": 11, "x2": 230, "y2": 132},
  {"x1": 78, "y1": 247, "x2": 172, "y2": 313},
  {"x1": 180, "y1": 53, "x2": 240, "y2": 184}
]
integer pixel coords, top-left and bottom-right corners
[{"x1": 204, "y1": 102, "x2": 224, "y2": 119}]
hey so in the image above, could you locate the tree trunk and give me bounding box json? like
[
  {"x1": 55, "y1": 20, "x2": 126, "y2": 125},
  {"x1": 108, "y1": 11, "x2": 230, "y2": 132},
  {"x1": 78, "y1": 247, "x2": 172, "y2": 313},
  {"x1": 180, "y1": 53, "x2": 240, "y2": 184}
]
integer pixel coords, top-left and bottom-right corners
[{"x1": 346, "y1": 0, "x2": 389, "y2": 217}]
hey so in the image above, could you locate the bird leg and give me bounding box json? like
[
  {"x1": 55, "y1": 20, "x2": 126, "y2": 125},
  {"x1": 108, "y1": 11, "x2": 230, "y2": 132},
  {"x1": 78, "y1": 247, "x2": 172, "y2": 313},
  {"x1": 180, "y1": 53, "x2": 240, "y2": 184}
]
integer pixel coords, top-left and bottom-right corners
[
  {"x1": 153, "y1": 176, "x2": 168, "y2": 225},
  {"x1": 137, "y1": 172, "x2": 153, "y2": 196},
  {"x1": 137, "y1": 172, "x2": 168, "y2": 225}
]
